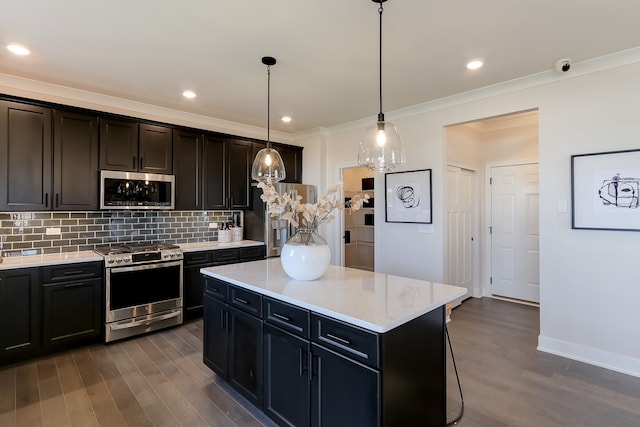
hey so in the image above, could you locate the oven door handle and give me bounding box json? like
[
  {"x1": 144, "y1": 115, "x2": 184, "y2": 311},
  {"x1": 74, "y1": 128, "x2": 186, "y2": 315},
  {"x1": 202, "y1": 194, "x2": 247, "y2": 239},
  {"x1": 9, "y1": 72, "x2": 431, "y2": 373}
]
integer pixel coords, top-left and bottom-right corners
[
  {"x1": 109, "y1": 259, "x2": 183, "y2": 273},
  {"x1": 108, "y1": 310, "x2": 182, "y2": 331}
]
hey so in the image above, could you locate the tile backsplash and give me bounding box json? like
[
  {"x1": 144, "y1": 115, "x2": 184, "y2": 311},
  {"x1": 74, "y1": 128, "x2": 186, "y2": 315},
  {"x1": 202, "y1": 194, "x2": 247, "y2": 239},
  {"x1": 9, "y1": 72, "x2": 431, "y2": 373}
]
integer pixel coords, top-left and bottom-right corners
[{"x1": 0, "y1": 210, "x2": 242, "y2": 255}]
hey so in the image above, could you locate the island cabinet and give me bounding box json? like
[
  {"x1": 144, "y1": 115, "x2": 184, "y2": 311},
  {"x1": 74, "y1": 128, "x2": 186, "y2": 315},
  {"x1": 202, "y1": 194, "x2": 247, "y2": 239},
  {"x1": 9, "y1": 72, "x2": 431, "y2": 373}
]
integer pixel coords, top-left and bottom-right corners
[
  {"x1": 203, "y1": 278, "x2": 264, "y2": 408},
  {"x1": 201, "y1": 259, "x2": 463, "y2": 427},
  {"x1": 99, "y1": 118, "x2": 173, "y2": 174}
]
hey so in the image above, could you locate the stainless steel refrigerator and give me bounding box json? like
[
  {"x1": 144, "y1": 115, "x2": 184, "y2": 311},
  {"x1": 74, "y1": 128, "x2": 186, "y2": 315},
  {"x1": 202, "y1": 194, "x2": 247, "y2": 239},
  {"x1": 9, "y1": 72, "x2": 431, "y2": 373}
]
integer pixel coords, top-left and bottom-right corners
[{"x1": 244, "y1": 183, "x2": 317, "y2": 257}]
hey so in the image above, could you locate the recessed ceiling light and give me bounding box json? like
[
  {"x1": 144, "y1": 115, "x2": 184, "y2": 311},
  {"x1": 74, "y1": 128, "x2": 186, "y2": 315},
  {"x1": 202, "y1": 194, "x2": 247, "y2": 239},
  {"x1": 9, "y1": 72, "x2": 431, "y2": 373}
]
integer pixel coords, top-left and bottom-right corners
[
  {"x1": 7, "y1": 44, "x2": 30, "y2": 56},
  {"x1": 466, "y1": 59, "x2": 484, "y2": 70},
  {"x1": 281, "y1": 116, "x2": 292, "y2": 123},
  {"x1": 182, "y1": 90, "x2": 196, "y2": 99}
]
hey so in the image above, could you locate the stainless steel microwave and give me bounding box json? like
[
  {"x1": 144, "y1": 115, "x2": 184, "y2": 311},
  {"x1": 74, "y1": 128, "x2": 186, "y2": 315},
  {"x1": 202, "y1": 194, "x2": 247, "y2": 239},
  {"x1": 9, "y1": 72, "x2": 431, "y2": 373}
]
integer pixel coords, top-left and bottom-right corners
[{"x1": 100, "y1": 170, "x2": 175, "y2": 210}]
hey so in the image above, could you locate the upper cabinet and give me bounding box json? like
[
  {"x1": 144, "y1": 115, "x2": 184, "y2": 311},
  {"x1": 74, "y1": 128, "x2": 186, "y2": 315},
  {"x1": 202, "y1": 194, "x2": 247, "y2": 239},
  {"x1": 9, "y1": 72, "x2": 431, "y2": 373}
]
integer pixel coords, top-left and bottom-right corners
[
  {"x1": 203, "y1": 136, "x2": 252, "y2": 210},
  {"x1": 99, "y1": 118, "x2": 172, "y2": 174},
  {"x1": 53, "y1": 110, "x2": 99, "y2": 210},
  {"x1": 173, "y1": 129, "x2": 202, "y2": 210},
  {"x1": 0, "y1": 102, "x2": 99, "y2": 211},
  {"x1": 0, "y1": 101, "x2": 53, "y2": 211}
]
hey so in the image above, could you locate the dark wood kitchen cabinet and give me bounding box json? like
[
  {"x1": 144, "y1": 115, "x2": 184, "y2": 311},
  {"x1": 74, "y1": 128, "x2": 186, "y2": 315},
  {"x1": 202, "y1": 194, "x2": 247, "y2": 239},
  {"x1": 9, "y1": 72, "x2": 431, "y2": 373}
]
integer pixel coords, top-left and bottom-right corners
[
  {"x1": 0, "y1": 102, "x2": 98, "y2": 211},
  {"x1": 183, "y1": 250, "x2": 212, "y2": 319},
  {"x1": 263, "y1": 298, "x2": 311, "y2": 427},
  {"x1": 173, "y1": 129, "x2": 202, "y2": 210},
  {"x1": 41, "y1": 262, "x2": 103, "y2": 349},
  {"x1": 0, "y1": 267, "x2": 41, "y2": 363},
  {"x1": 100, "y1": 118, "x2": 173, "y2": 174},
  {"x1": 0, "y1": 101, "x2": 52, "y2": 211},
  {"x1": 203, "y1": 278, "x2": 263, "y2": 408},
  {"x1": 203, "y1": 136, "x2": 252, "y2": 210},
  {"x1": 53, "y1": 110, "x2": 99, "y2": 210}
]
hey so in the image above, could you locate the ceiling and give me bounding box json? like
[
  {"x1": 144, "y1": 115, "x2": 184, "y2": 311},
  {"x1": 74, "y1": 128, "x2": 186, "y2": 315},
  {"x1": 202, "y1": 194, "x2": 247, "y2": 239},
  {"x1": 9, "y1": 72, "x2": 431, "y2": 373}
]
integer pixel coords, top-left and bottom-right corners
[{"x1": 2, "y1": 1, "x2": 640, "y2": 135}]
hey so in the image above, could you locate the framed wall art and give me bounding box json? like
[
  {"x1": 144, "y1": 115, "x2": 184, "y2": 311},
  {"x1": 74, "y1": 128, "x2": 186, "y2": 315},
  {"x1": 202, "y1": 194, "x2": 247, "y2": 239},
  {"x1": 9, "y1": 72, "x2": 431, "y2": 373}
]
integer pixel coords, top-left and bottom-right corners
[
  {"x1": 572, "y1": 148, "x2": 640, "y2": 231},
  {"x1": 385, "y1": 169, "x2": 432, "y2": 223}
]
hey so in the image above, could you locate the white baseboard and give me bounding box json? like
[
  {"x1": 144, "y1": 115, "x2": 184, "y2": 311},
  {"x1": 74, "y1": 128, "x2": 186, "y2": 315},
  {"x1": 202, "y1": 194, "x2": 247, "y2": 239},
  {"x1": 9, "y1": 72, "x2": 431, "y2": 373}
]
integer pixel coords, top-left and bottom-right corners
[{"x1": 538, "y1": 335, "x2": 640, "y2": 379}]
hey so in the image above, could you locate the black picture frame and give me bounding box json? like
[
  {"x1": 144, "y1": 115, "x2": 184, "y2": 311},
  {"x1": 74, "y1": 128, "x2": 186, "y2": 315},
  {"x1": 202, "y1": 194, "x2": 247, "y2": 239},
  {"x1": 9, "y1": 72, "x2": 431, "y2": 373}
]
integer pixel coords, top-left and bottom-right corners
[
  {"x1": 385, "y1": 169, "x2": 432, "y2": 223},
  {"x1": 571, "y1": 148, "x2": 640, "y2": 231}
]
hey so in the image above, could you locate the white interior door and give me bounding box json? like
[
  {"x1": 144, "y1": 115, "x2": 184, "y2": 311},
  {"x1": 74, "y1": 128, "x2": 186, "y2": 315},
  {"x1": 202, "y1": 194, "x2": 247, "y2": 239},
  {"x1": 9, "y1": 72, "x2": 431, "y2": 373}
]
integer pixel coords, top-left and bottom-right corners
[
  {"x1": 447, "y1": 165, "x2": 475, "y2": 306},
  {"x1": 490, "y1": 163, "x2": 540, "y2": 303}
]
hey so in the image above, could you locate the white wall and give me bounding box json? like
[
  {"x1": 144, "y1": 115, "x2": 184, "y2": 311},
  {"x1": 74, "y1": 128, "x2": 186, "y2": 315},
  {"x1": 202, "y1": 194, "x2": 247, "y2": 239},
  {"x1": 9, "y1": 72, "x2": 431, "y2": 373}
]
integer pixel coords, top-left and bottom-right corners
[{"x1": 295, "y1": 50, "x2": 640, "y2": 377}]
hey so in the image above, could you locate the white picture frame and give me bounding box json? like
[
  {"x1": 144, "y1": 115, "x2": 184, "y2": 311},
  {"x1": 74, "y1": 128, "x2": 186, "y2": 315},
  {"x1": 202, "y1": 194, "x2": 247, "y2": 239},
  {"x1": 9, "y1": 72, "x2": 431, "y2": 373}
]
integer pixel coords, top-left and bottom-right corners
[
  {"x1": 385, "y1": 169, "x2": 432, "y2": 224},
  {"x1": 572, "y1": 149, "x2": 640, "y2": 231}
]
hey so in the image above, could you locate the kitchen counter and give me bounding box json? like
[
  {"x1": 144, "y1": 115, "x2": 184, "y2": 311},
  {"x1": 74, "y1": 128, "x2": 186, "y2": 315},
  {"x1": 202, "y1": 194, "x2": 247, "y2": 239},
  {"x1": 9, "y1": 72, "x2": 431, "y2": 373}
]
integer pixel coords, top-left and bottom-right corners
[
  {"x1": 0, "y1": 250, "x2": 102, "y2": 270},
  {"x1": 201, "y1": 257, "x2": 466, "y2": 333},
  {"x1": 179, "y1": 240, "x2": 264, "y2": 253},
  {"x1": 0, "y1": 240, "x2": 265, "y2": 270}
]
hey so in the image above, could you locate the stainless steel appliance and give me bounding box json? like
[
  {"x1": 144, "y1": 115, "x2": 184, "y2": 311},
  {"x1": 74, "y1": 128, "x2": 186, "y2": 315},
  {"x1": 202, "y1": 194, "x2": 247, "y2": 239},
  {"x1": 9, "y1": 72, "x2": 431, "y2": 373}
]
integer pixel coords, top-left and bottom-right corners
[
  {"x1": 100, "y1": 170, "x2": 175, "y2": 210},
  {"x1": 244, "y1": 183, "x2": 317, "y2": 257},
  {"x1": 95, "y1": 242, "x2": 183, "y2": 342}
]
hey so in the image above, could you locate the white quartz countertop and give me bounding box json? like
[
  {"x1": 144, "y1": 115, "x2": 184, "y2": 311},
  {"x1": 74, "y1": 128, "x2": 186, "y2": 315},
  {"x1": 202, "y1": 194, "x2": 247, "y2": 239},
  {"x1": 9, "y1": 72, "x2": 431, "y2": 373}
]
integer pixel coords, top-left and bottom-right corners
[
  {"x1": 201, "y1": 258, "x2": 467, "y2": 333},
  {"x1": 179, "y1": 240, "x2": 264, "y2": 253},
  {"x1": 0, "y1": 251, "x2": 103, "y2": 270}
]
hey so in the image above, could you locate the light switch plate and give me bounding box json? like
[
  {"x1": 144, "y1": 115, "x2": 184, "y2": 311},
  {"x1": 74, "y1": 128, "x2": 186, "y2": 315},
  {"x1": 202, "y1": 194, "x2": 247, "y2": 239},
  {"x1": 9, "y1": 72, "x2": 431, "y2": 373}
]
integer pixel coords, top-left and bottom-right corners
[
  {"x1": 46, "y1": 227, "x2": 61, "y2": 235},
  {"x1": 209, "y1": 222, "x2": 218, "y2": 229}
]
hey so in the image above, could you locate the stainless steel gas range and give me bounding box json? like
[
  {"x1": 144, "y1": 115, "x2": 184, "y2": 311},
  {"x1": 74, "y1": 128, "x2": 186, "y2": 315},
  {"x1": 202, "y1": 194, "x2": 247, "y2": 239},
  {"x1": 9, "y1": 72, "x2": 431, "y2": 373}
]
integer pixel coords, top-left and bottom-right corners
[{"x1": 95, "y1": 242, "x2": 184, "y2": 343}]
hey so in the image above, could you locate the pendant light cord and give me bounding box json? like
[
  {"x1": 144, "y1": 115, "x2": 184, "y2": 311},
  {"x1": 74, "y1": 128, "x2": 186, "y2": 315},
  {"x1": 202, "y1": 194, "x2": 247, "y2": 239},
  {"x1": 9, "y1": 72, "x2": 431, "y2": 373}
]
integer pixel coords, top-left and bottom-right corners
[
  {"x1": 267, "y1": 64, "x2": 271, "y2": 148},
  {"x1": 377, "y1": 4, "x2": 384, "y2": 122}
]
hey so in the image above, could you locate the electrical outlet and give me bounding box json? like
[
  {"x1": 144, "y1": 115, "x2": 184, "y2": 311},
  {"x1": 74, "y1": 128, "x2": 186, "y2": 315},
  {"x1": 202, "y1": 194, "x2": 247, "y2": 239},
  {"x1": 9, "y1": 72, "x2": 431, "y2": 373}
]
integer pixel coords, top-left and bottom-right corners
[
  {"x1": 46, "y1": 227, "x2": 61, "y2": 235},
  {"x1": 209, "y1": 222, "x2": 218, "y2": 229}
]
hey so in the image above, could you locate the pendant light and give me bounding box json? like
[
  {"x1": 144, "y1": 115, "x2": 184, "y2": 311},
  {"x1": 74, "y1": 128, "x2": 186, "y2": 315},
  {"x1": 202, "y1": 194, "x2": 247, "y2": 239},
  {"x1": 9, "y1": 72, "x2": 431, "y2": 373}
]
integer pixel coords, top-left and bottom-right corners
[
  {"x1": 251, "y1": 56, "x2": 286, "y2": 183},
  {"x1": 358, "y1": 0, "x2": 405, "y2": 172}
]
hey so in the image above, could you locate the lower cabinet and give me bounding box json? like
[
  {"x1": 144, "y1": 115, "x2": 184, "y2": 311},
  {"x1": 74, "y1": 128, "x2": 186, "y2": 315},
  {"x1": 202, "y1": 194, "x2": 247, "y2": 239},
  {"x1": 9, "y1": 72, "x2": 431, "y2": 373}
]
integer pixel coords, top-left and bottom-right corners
[
  {"x1": 264, "y1": 324, "x2": 310, "y2": 427},
  {"x1": 42, "y1": 278, "x2": 102, "y2": 347},
  {"x1": 184, "y1": 245, "x2": 265, "y2": 320},
  {"x1": 228, "y1": 306, "x2": 263, "y2": 407},
  {"x1": 0, "y1": 267, "x2": 41, "y2": 362},
  {"x1": 310, "y1": 344, "x2": 380, "y2": 427},
  {"x1": 0, "y1": 262, "x2": 104, "y2": 365},
  {"x1": 203, "y1": 293, "x2": 229, "y2": 376}
]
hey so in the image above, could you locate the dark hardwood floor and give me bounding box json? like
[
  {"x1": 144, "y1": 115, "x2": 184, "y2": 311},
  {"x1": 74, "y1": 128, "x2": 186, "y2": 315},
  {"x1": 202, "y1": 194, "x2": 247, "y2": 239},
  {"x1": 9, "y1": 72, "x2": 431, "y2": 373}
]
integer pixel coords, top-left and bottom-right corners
[{"x1": 1, "y1": 297, "x2": 639, "y2": 426}]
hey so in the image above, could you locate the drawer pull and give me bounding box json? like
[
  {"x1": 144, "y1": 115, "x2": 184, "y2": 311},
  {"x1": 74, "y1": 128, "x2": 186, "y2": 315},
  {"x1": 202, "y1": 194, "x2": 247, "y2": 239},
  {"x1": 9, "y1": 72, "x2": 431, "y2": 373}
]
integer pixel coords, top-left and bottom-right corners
[
  {"x1": 272, "y1": 312, "x2": 291, "y2": 322},
  {"x1": 63, "y1": 270, "x2": 85, "y2": 276},
  {"x1": 326, "y1": 333, "x2": 351, "y2": 345},
  {"x1": 234, "y1": 297, "x2": 249, "y2": 305},
  {"x1": 64, "y1": 282, "x2": 87, "y2": 288},
  {"x1": 209, "y1": 287, "x2": 220, "y2": 293}
]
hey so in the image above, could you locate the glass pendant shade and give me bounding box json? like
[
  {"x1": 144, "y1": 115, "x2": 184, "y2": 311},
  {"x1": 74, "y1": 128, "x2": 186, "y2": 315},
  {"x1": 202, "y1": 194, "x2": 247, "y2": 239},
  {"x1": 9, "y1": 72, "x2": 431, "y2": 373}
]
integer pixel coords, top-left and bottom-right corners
[
  {"x1": 251, "y1": 146, "x2": 286, "y2": 183},
  {"x1": 358, "y1": 119, "x2": 405, "y2": 172}
]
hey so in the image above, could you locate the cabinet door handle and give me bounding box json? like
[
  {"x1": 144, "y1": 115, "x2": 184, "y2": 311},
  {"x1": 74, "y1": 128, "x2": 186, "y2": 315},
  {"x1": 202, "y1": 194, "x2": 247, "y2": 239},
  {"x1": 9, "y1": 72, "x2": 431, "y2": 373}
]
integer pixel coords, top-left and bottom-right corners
[
  {"x1": 272, "y1": 312, "x2": 291, "y2": 322},
  {"x1": 55, "y1": 193, "x2": 59, "y2": 208},
  {"x1": 45, "y1": 193, "x2": 49, "y2": 207},
  {"x1": 299, "y1": 347, "x2": 305, "y2": 376},
  {"x1": 234, "y1": 297, "x2": 249, "y2": 305},
  {"x1": 326, "y1": 333, "x2": 351, "y2": 346},
  {"x1": 139, "y1": 157, "x2": 143, "y2": 169},
  {"x1": 220, "y1": 310, "x2": 226, "y2": 329}
]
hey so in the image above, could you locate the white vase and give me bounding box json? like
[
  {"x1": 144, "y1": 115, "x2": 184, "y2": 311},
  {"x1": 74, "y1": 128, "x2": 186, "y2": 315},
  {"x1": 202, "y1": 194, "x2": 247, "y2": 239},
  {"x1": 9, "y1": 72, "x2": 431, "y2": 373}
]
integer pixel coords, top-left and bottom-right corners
[{"x1": 280, "y1": 227, "x2": 330, "y2": 280}]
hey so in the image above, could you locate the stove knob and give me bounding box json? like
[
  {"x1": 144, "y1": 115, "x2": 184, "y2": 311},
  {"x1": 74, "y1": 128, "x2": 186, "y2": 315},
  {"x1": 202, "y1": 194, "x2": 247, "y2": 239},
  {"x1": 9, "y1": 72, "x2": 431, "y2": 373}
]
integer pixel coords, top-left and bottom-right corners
[
  {"x1": 107, "y1": 259, "x2": 115, "y2": 264},
  {"x1": 115, "y1": 258, "x2": 122, "y2": 263}
]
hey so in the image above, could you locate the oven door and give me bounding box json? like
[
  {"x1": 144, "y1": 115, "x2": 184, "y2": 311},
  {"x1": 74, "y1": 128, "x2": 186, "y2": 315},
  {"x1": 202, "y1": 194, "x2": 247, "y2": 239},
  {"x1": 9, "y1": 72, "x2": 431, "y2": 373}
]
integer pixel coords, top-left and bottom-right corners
[{"x1": 106, "y1": 259, "x2": 183, "y2": 323}]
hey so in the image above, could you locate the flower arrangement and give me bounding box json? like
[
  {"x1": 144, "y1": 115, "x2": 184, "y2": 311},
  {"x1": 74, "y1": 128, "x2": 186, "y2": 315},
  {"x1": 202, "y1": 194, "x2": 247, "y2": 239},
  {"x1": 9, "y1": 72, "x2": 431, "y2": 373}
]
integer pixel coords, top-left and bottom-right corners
[{"x1": 257, "y1": 181, "x2": 370, "y2": 229}]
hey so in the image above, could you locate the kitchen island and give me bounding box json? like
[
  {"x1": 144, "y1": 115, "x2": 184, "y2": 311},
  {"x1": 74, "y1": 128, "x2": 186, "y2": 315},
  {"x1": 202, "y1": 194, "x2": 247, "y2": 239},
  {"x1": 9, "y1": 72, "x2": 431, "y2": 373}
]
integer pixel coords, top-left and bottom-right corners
[{"x1": 201, "y1": 258, "x2": 466, "y2": 427}]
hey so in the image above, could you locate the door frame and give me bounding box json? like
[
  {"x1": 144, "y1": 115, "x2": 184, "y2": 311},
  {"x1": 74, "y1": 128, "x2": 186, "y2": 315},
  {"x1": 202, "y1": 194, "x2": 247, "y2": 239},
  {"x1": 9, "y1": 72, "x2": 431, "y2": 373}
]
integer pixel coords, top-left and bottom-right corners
[{"x1": 483, "y1": 159, "x2": 539, "y2": 299}]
